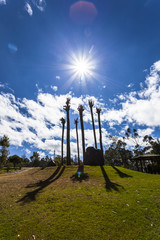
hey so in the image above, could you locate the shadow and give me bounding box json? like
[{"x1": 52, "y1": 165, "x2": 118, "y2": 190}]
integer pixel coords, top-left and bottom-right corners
[
  {"x1": 30, "y1": 168, "x2": 42, "y2": 175},
  {"x1": 70, "y1": 172, "x2": 89, "y2": 182},
  {"x1": 26, "y1": 165, "x2": 61, "y2": 188},
  {"x1": 29, "y1": 166, "x2": 50, "y2": 176},
  {"x1": 40, "y1": 166, "x2": 46, "y2": 170},
  {"x1": 70, "y1": 164, "x2": 89, "y2": 182},
  {"x1": 17, "y1": 166, "x2": 65, "y2": 204},
  {"x1": 112, "y1": 166, "x2": 133, "y2": 178},
  {"x1": 100, "y1": 166, "x2": 123, "y2": 192}
]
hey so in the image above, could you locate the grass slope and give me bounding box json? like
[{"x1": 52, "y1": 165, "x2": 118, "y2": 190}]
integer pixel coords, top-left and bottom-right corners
[{"x1": 0, "y1": 166, "x2": 160, "y2": 240}]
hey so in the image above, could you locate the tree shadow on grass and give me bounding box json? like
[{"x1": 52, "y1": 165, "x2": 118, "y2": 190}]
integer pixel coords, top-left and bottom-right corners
[
  {"x1": 100, "y1": 166, "x2": 124, "y2": 192},
  {"x1": 112, "y1": 166, "x2": 133, "y2": 178},
  {"x1": 30, "y1": 168, "x2": 42, "y2": 175},
  {"x1": 17, "y1": 166, "x2": 65, "y2": 204},
  {"x1": 26, "y1": 165, "x2": 62, "y2": 188},
  {"x1": 29, "y1": 166, "x2": 49, "y2": 176},
  {"x1": 70, "y1": 165, "x2": 89, "y2": 182}
]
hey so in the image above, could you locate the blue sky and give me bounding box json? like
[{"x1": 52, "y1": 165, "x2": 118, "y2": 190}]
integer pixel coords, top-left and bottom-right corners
[{"x1": 1, "y1": 0, "x2": 160, "y2": 159}]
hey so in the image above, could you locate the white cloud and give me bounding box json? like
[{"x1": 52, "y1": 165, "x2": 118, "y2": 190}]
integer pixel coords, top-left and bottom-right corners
[
  {"x1": 127, "y1": 83, "x2": 134, "y2": 88},
  {"x1": 25, "y1": 2, "x2": 33, "y2": 16},
  {"x1": 102, "y1": 60, "x2": 160, "y2": 127},
  {"x1": 35, "y1": 84, "x2": 42, "y2": 93},
  {"x1": 0, "y1": 92, "x2": 107, "y2": 158},
  {"x1": 37, "y1": 151, "x2": 45, "y2": 158},
  {"x1": 31, "y1": 0, "x2": 46, "y2": 12},
  {"x1": 0, "y1": 83, "x2": 14, "y2": 92},
  {"x1": 25, "y1": 148, "x2": 31, "y2": 155},
  {"x1": 109, "y1": 98, "x2": 118, "y2": 104},
  {"x1": 0, "y1": 0, "x2": 6, "y2": 5},
  {"x1": 51, "y1": 85, "x2": 58, "y2": 92},
  {"x1": 117, "y1": 94, "x2": 126, "y2": 101},
  {"x1": 137, "y1": 128, "x2": 154, "y2": 137},
  {"x1": 0, "y1": 84, "x2": 5, "y2": 88},
  {"x1": 0, "y1": 0, "x2": 46, "y2": 13}
]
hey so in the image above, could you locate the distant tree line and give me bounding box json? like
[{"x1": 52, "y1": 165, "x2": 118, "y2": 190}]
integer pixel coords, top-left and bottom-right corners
[
  {"x1": 1, "y1": 127, "x2": 160, "y2": 172},
  {"x1": 104, "y1": 128, "x2": 160, "y2": 173},
  {"x1": 0, "y1": 135, "x2": 78, "y2": 171}
]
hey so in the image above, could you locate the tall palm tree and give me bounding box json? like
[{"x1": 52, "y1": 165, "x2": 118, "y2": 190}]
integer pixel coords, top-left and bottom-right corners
[
  {"x1": 96, "y1": 107, "x2": 103, "y2": 153},
  {"x1": 88, "y1": 99, "x2": 97, "y2": 149},
  {"x1": 74, "y1": 118, "x2": 80, "y2": 165},
  {"x1": 60, "y1": 117, "x2": 66, "y2": 165},
  {"x1": 63, "y1": 98, "x2": 71, "y2": 165},
  {"x1": 78, "y1": 105, "x2": 85, "y2": 163}
]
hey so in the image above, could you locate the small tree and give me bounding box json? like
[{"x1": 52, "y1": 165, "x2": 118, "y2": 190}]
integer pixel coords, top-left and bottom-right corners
[
  {"x1": 143, "y1": 135, "x2": 160, "y2": 154},
  {"x1": 0, "y1": 135, "x2": 10, "y2": 168},
  {"x1": 21, "y1": 155, "x2": 30, "y2": 167},
  {"x1": 125, "y1": 128, "x2": 144, "y2": 156},
  {"x1": 104, "y1": 137, "x2": 132, "y2": 167},
  {"x1": 30, "y1": 152, "x2": 40, "y2": 167},
  {"x1": 8, "y1": 155, "x2": 22, "y2": 169},
  {"x1": 54, "y1": 156, "x2": 62, "y2": 166}
]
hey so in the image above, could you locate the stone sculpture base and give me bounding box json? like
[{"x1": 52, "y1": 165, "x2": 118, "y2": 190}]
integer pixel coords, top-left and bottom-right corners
[{"x1": 84, "y1": 147, "x2": 104, "y2": 166}]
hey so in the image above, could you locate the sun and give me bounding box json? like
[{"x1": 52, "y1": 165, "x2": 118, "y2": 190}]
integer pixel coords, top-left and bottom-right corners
[
  {"x1": 59, "y1": 48, "x2": 101, "y2": 87},
  {"x1": 74, "y1": 59, "x2": 89, "y2": 75},
  {"x1": 64, "y1": 50, "x2": 97, "y2": 84},
  {"x1": 72, "y1": 55, "x2": 94, "y2": 80}
]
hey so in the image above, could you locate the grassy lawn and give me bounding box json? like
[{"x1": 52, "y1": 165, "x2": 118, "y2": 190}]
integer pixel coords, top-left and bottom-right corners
[
  {"x1": 0, "y1": 167, "x2": 29, "y2": 174},
  {"x1": 0, "y1": 166, "x2": 160, "y2": 240}
]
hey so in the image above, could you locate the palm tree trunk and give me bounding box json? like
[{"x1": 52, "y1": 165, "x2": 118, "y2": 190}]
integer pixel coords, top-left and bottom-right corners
[
  {"x1": 80, "y1": 112, "x2": 85, "y2": 163},
  {"x1": 61, "y1": 124, "x2": 64, "y2": 165},
  {"x1": 90, "y1": 107, "x2": 97, "y2": 149},
  {"x1": 66, "y1": 110, "x2": 71, "y2": 165},
  {"x1": 75, "y1": 123, "x2": 80, "y2": 165},
  {"x1": 63, "y1": 98, "x2": 71, "y2": 165},
  {"x1": 97, "y1": 112, "x2": 103, "y2": 153}
]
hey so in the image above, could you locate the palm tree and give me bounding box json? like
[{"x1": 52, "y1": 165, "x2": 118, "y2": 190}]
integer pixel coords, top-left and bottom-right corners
[
  {"x1": 88, "y1": 99, "x2": 97, "y2": 149},
  {"x1": 60, "y1": 117, "x2": 66, "y2": 165},
  {"x1": 63, "y1": 98, "x2": 71, "y2": 165},
  {"x1": 96, "y1": 107, "x2": 103, "y2": 153},
  {"x1": 74, "y1": 118, "x2": 80, "y2": 165},
  {"x1": 78, "y1": 105, "x2": 85, "y2": 163}
]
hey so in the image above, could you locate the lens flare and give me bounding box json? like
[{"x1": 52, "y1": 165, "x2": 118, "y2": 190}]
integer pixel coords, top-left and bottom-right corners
[{"x1": 70, "y1": 1, "x2": 98, "y2": 25}]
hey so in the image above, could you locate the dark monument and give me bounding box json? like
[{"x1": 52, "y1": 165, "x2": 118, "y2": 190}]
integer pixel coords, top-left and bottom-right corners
[{"x1": 84, "y1": 146, "x2": 104, "y2": 166}]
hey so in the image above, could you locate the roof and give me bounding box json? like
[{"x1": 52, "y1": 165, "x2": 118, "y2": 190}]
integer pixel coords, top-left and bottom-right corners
[{"x1": 133, "y1": 154, "x2": 160, "y2": 161}]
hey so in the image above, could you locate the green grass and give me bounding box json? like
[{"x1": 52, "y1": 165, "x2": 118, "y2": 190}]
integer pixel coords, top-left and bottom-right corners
[
  {"x1": 0, "y1": 166, "x2": 160, "y2": 240},
  {"x1": 0, "y1": 167, "x2": 26, "y2": 174}
]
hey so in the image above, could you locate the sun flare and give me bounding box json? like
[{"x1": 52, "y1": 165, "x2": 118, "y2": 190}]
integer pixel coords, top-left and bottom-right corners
[
  {"x1": 72, "y1": 56, "x2": 94, "y2": 79},
  {"x1": 75, "y1": 59, "x2": 89, "y2": 75},
  {"x1": 66, "y1": 50, "x2": 96, "y2": 83}
]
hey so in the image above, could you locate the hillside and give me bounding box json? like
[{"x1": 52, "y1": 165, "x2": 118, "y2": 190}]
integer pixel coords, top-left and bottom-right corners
[{"x1": 0, "y1": 166, "x2": 160, "y2": 240}]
